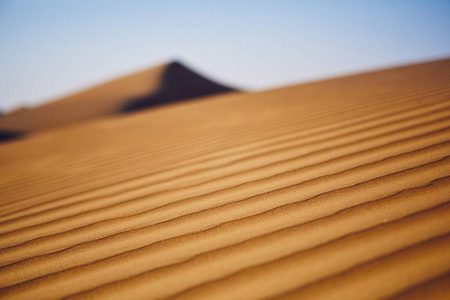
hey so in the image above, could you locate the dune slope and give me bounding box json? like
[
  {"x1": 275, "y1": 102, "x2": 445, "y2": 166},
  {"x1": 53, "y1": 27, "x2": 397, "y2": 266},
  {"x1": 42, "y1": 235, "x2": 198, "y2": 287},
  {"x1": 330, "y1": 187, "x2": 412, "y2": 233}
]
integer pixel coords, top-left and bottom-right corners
[
  {"x1": 0, "y1": 59, "x2": 449, "y2": 299},
  {"x1": 0, "y1": 61, "x2": 237, "y2": 133}
]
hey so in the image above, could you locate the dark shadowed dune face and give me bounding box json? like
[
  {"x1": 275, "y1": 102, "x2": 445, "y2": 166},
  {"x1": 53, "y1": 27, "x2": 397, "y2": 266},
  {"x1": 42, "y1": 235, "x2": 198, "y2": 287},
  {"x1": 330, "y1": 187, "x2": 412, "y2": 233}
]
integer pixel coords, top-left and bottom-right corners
[
  {"x1": 120, "y1": 61, "x2": 237, "y2": 112},
  {"x1": 0, "y1": 129, "x2": 24, "y2": 143}
]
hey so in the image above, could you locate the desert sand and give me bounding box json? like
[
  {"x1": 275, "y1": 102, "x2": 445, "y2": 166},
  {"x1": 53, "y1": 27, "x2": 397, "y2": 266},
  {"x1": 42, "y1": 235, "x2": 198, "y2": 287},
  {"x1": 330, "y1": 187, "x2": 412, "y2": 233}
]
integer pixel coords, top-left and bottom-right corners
[
  {"x1": 0, "y1": 61, "x2": 236, "y2": 133},
  {"x1": 0, "y1": 58, "x2": 449, "y2": 299}
]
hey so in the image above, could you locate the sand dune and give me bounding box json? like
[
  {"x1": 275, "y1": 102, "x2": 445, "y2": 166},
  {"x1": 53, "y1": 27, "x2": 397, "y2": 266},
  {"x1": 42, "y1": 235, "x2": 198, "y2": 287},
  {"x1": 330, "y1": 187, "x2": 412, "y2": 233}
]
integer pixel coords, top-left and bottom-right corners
[
  {"x1": 0, "y1": 61, "x2": 236, "y2": 133},
  {"x1": 0, "y1": 130, "x2": 23, "y2": 143},
  {"x1": 0, "y1": 58, "x2": 449, "y2": 299}
]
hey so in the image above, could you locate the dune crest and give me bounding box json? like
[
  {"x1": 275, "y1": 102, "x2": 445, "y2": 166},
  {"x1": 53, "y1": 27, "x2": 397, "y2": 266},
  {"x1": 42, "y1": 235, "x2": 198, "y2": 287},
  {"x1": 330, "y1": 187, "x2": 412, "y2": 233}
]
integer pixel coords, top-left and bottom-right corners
[
  {"x1": 0, "y1": 61, "x2": 237, "y2": 133},
  {"x1": 121, "y1": 61, "x2": 236, "y2": 112}
]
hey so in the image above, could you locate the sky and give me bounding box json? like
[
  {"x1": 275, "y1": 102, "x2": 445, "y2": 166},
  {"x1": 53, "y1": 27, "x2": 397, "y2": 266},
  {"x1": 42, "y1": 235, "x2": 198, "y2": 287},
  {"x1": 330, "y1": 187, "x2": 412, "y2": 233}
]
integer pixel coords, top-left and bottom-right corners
[{"x1": 1, "y1": 0, "x2": 449, "y2": 112}]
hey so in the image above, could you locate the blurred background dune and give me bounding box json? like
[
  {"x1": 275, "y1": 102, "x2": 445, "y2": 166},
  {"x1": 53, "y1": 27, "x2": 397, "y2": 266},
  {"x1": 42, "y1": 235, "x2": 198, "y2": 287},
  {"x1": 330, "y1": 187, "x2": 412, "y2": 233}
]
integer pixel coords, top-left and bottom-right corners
[{"x1": 1, "y1": 0, "x2": 449, "y2": 113}]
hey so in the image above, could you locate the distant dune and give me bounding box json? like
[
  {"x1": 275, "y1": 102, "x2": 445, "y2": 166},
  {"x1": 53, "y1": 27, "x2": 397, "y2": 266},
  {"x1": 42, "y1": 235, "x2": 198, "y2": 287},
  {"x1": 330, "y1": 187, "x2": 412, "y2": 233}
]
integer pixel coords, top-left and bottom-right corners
[
  {"x1": 0, "y1": 59, "x2": 449, "y2": 299},
  {"x1": 121, "y1": 61, "x2": 236, "y2": 112},
  {"x1": 0, "y1": 129, "x2": 23, "y2": 143},
  {"x1": 0, "y1": 61, "x2": 237, "y2": 133}
]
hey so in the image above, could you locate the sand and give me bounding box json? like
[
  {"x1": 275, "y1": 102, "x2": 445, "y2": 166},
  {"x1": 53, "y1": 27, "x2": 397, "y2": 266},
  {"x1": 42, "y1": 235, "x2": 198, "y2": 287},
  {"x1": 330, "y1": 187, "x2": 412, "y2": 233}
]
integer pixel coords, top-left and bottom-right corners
[
  {"x1": 0, "y1": 58, "x2": 449, "y2": 299},
  {"x1": 0, "y1": 61, "x2": 236, "y2": 133}
]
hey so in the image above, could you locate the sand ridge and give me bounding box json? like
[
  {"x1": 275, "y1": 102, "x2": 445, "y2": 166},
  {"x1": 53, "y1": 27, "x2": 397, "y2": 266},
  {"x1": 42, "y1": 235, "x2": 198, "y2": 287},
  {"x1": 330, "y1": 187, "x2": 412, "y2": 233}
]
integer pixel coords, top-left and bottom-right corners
[
  {"x1": 0, "y1": 58, "x2": 449, "y2": 299},
  {"x1": 0, "y1": 61, "x2": 236, "y2": 133}
]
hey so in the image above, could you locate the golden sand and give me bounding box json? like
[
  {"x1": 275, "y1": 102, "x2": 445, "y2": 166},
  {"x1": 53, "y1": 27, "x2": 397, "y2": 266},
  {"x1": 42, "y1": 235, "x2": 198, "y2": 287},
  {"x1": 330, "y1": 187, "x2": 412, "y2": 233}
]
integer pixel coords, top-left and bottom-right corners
[
  {"x1": 0, "y1": 59, "x2": 449, "y2": 299},
  {"x1": 0, "y1": 62, "x2": 235, "y2": 133}
]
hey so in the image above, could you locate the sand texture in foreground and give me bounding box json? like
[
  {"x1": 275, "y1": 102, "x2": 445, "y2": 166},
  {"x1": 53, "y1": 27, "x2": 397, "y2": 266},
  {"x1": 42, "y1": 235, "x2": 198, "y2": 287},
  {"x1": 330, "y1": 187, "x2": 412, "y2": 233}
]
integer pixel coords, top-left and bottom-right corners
[{"x1": 0, "y1": 59, "x2": 449, "y2": 299}]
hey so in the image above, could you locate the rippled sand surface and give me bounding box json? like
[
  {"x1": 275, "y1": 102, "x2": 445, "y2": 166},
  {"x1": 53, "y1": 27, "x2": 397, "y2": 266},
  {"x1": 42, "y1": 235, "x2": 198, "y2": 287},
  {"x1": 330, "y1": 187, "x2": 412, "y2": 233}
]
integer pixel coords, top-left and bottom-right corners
[{"x1": 0, "y1": 59, "x2": 449, "y2": 299}]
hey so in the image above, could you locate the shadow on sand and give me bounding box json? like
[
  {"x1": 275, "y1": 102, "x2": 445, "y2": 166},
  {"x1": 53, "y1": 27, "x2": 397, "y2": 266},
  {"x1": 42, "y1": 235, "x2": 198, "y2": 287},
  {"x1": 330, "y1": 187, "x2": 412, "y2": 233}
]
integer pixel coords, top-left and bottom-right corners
[{"x1": 120, "y1": 61, "x2": 237, "y2": 113}]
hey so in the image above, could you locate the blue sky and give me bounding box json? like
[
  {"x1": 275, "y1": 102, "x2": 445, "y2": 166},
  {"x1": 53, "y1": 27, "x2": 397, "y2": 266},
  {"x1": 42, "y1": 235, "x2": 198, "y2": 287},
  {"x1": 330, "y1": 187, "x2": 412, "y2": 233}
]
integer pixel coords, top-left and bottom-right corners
[{"x1": 1, "y1": 0, "x2": 449, "y2": 111}]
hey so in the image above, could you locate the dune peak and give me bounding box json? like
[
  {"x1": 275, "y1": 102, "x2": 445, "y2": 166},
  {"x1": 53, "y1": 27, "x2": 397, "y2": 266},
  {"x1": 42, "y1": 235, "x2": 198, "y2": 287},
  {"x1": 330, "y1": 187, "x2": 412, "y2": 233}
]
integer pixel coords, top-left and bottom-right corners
[
  {"x1": 120, "y1": 60, "x2": 237, "y2": 112},
  {"x1": 0, "y1": 60, "x2": 238, "y2": 133}
]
